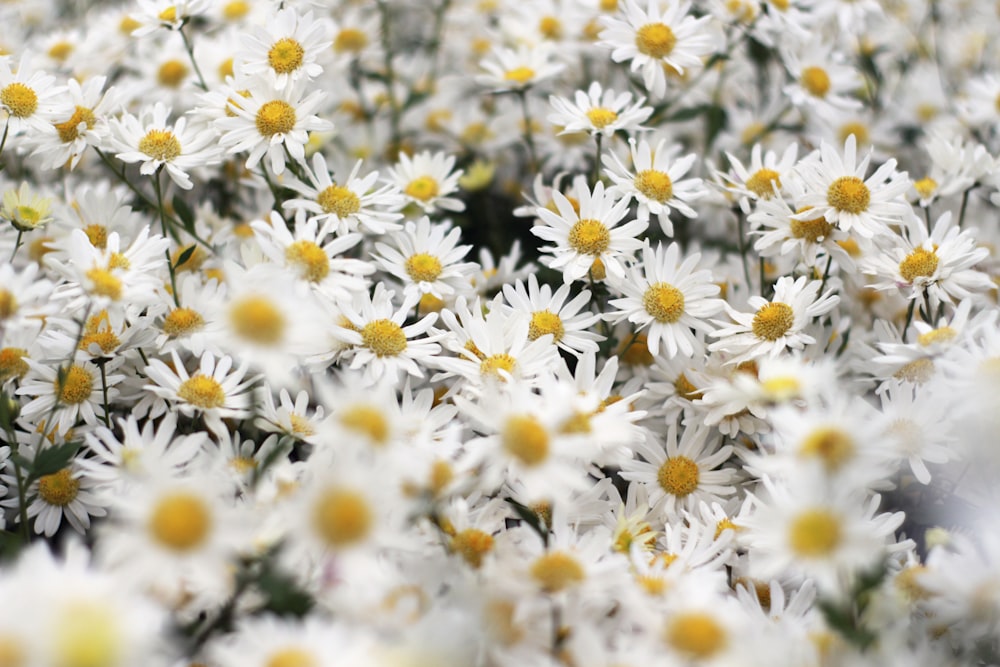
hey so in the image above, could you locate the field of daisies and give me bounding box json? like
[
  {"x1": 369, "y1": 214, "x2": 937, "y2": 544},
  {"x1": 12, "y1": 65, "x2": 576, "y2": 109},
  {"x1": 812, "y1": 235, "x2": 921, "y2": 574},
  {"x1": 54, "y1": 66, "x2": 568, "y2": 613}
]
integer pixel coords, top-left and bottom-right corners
[{"x1": 2, "y1": 0, "x2": 1000, "y2": 664}]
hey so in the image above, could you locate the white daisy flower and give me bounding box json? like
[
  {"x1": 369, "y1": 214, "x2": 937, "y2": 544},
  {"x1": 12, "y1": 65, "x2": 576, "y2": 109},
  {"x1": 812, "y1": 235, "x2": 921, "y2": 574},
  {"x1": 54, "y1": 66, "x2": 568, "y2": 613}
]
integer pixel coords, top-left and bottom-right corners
[
  {"x1": 28, "y1": 76, "x2": 122, "y2": 170},
  {"x1": 129, "y1": 0, "x2": 213, "y2": 36},
  {"x1": 749, "y1": 182, "x2": 850, "y2": 270},
  {"x1": 876, "y1": 381, "x2": 954, "y2": 485},
  {"x1": 256, "y1": 386, "x2": 325, "y2": 446},
  {"x1": 211, "y1": 615, "x2": 354, "y2": 667},
  {"x1": 604, "y1": 137, "x2": 706, "y2": 237},
  {"x1": 7, "y1": 451, "x2": 109, "y2": 537},
  {"x1": 720, "y1": 142, "x2": 799, "y2": 213},
  {"x1": 599, "y1": 0, "x2": 714, "y2": 97},
  {"x1": 330, "y1": 283, "x2": 441, "y2": 385},
  {"x1": 215, "y1": 78, "x2": 332, "y2": 176},
  {"x1": 476, "y1": 42, "x2": 566, "y2": 92},
  {"x1": 781, "y1": 42, "x2": 863, "y2": 115},
  {"x1": 791, "y1": 134, "x2": 910, "y2": 240},
  {"x1": 282, "y1": 153, "x2": 405, "y2": 235},
  {"x1": 238, "y1": 7, "x2": 333, "y2": 89},
  {"x1": 17, "y1": 359, "x2": 124, "y2": 435},
  {"x1": 498, "y1": 273, "x2": 602, "y2": 357},
  {"x1": 608, "y1": 242, "x2": 724, "y2": 358},
  {"x1": 620, "y1": 423, "x2": 737, "y2": 518},
  {"x1": 143, "y1": 350, "x2": 255, "y2": 439},
  {"x1": 547, "y1": 81, "x2": 652, "y2": 137},
  {"x1": 709, "y1": 276, "x2": 839, "y2": 366},
  {"x1": 0, "y1": 55, "x2": 69, "y2": 137},
  {"x1": 386, "y1": 150, "x2": 465, "y2": 214},
  {"x1": 374, "y1": 217, "x2": 475, "y2": 301},
  {"x1": 153, "y1": 272, "x2": 227, "y2": 357},
  {"x1": 532, "y1": 176, "x2": 647, "y2": 284},
  {"x1": 110, "y1": 102, "x2": 220, "y2": 190}
]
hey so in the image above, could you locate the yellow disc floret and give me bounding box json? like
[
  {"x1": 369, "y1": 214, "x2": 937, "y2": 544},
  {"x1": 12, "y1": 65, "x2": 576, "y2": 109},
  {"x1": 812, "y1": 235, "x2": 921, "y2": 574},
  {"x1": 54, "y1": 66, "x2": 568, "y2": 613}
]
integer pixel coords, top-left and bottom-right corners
[
  {"x1": 480, "y1": 353, "x2": 517, "y2": 379},
  {"x1": 405, "y1": 253, "x2": 443, "y2": 283},
  {"x1": 451, "y1": 528, "x2": 494, "y2": 568},
  {"x1": 801, "y1": 66, "x2": 831, "y2": 98},
  {"x1": 266, "y1": 648, "x2": 317, "y2": 667},
  {"x1": 339, "y1": 405, "x2": 389, "y2": 445},
  {"x1": 312, "y1": 488, "x2": 373, "y2": 547},
  {"x1": 360, "y1": 319, "x2": 407, "y2": 357},
  {"x1": 55, "y1": 365, "x2": 93, "y2": 405},
  {"x1": 54, "y1": 106, "x2": 96, "y2": 143},
  {"x1": 827, "y1": 176, "x2": 871, "y2": 214},
  {"x1": 1, "y1": 83, "x2": 38, "y2": 118},
  {"x1": 531, "y1": 551, "x2": 585, "y2": 592},
  {"x1": 643, "y1": 282, "x2": 685, "y2": 323},
  {"x1": 745, "y1": 168, "x2": 781, "y2": 199},
  {"x1": 0, "y1": 347, "x2": 28, "y2": 383},
  {"x1": 752, "y1": 302, "x2": 795, "y2": 341},
  {"x1": 404, "y1": 176, "x2": 439, "y2": 202},
  {"x1": 148, "y1": 491, "x2": 212, "y2": 552},
  {"x1": 0, "y1": 289, "x2": 16, "y2": 320},
  {"x1": 268, "y1": 37, "x2": 305, "y2": 74},
  {"x1": 256, "y1": 100, "x2": 297, "y2": 136},
  {"x1": 635, "y1": 23, "x2": 677, "y2": 58},
  {"x1": 162, "y1": 307, "x2": 205, "y2": 336},
  {"x1": 528, "y1": 310, "x2": 564, "y2": 342},
  {"x1": 230, "y1": 295, "x2": 285, "y2": 345},
  {"x1": 157, "y1": 60, "x2": 188, "y2": 88},
  {"x1": 503, "y1": 66, "x2": 535, "y2": 84},
  {"x1": 657, "y1": 456, "x2": 700, "y2": 497},
  {"x1": 286, "y1": 240, "x2": 330, "y2": 282},
  {"x1": 586, "y1": 107, "x2": 618, "y2": 129},
  {"x1": 38, "y1": 468, "x2": 80, "y2": 506},
  {"x1": 177, "y1": 374, "x2": 226, "y2": 409},
  {"x1": 789, "y1": 509, "x2": 842, "y2": 557},
  {"x1": 334, "y1": 28, "x2": 368, "y2": 53},
  {"x1": 634, "y1": 169, "x2": 673, "y2": 202},
  {"x1": 666, "y1": 613, "x2": 727, "y2": 659},
  {"x1": 790, "y1": 207, "x2": 833, "y2": 243},
  {"x1": 502, "y1": 415, "x2": 549, "y2": 466},
  {"x1": 317, "y1": 185, "x2": 360, "y2": 217},
  {"x1": 138, "y1": 129, "x2": 181, "y2": 162},
  {"x1": 568, "y1": 218, "x2": 611, "y2": 255},
  {"x1": 799, "y1": 427, "x2": 855, "y2": 471},
  {"x1": 898, "y1": 247, "x2": 939, "y2": 282}
]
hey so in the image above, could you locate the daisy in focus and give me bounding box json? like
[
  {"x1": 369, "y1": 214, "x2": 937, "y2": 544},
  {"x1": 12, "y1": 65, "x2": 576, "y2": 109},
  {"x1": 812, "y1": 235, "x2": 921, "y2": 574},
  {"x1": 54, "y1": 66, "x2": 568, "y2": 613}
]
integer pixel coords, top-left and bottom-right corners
[
  {"x1": 548, "y1": 81, "x2": 652, "y2": 137},
  {"x1": 386, "y1": 150, "x2": 465, "y2": 214},
  {"x1": 374, "y1": 217, "x2": 476, "y2": 300}
]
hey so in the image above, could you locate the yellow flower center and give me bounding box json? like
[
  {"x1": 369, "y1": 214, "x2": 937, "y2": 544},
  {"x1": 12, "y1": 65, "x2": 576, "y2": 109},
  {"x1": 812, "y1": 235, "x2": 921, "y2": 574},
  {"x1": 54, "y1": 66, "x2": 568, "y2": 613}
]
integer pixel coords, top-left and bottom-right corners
[
  {"x1": 84, "y1": 224, "x2": 108, "y2": 249},
  {"x1": 1, "y1": 83, "x2": 38, "y2": 118},
  {"x1": 898, "y1": 247, "x2": 939, "y2": 282},
  {"x1": 266, "y1": 648, "x2": 317, "y2": 667},
  {"x1": 78, "y1": 329, "x2": 120, "y2": 356},
  {"x1": 222, "y1": 0, "x2": 249, "y2": 20},
  {"x1": 360, "y1": 319, "x2": 407, "y2": 357},
  {"x1": 148, "y1": 491, "x2": 212, "y2": 552},
  {"x1": 38, "y1": 468, "x2": 80, "y2": 506},
  {"x1": 917, "y1": 326, "x2": 956, "y2": 347},
  {"x1": 643, "y1": 282, "x2": 685, "y2": 323},
  {"x1": 674, "y1": 372, "x2": 702, "y2": 400},
  {"x1": 256, "y1": 100, "x2": 297, "y2": 137},
  {"x1": 666, "y1": 613, "x2": 727, "y2": 659},
  {"x1": 285, "y1": 240, "x2": 330, "y2": 282},
  {"x1": 54, "y1": 365, "x2": 94, "y2": 404},
  {"x1": 827, "y1": 176, "x2": 870, "y2": 214},
  {"x1": 52, "y1": 602, "x2": 123, "y2": 667},
  {"x1": 585, "y1": 107, "x2": 618, "y2": 129},
  {"x1": 138, "y1": 129, "x2": 181, "y2": 162},
  {"x1": 657, "y1": 456, "x2": 700, "y2": 497},
  {"x1": 289, "y1": 413, "x2": 314, "y2": 437},
  {"x1": 568, "y1": 218, "x2": 611, "y2": 255},
  {"x1": 751, "y1": 302, "x2": 794, "y2": 341},
  {"x1": 268, "y1": 37, "x2": 305, "y2": 75},
  {"x1": 480, "y1": 353, "x2": 517, "y2": 379},
  {"x1": 894, "y1": 357, "x2": 935, "y2": 384},
  {"x1": 158, "y1": 6, "x2": 177, "y2": 21},
  {"x1": 502, "y1": 415, "x2": 549, "y2": 466},
  {"x1": 619, "y1": 332, "x2": 654, "y2": 365},
  {"x1": 405, "y1": 253, "x2": 443, "y2": 283},
  {"x1": 789, "y1": 509, "x2": 842, "y2": 557},
  {"x1": 799, "y1": 427, "x2": 855, "y2": 471},
  {"x1": 162, "y1": 307, "x2": 205, "y2": 336},
  {"x1": 312, "y1": 488, "x2": 373, "y2": 547},
  {"x1": 634, "y1": 169, "x2": 673, "y2": 202},
  {"x1": 0, "y1": 347, "x2": 28, "y2": 383},
  {"x1": 157, "y1": 59, "x2": 188, "y2": 88},
  {"x1": 54, "y1": 106, "x2": 96, "y2": 143},
  {"x1": 528, "y1": 310, "x2": 564, "y2": 342},
  {"x1": 839, "y1": 122, "x2": 869, "y2": 146},
  {"x1": 741, "y1": 121, "x2": 767, "y2": 146},
  {"x1": 0, "y1": 289, "x2": 16, "y2": 320},
  {"x1": 340, "y1": 404, "x2": 389, "y2": 445},
  {"x1": 539, "y1": 15, "x2": 562, "y2": 39},
  {"x1": 745, "y1": 168, "x2": 781, "y2": 199},
  {"x1": 913, "y1": 177, "x2": 937, "y2": 201},
  {"x1": 230, "y1": 295, "x2": 285, "y2": 345},
  {"x1": 334, "y1": 28, "x2": 368, "y2": 53},
  {"x1": 218, "y1": 57, "x2": 235, "y2": 79},
  {"x1": 790, "y1": 206, "x2": 833, "y2": 243},
  {"x1": 451, "y1": 528, "x2": 494, "y2": 568},
  {"x1": 177, "y1": 374, "x2": 226, "y2": 409},
  {"x1": 801, "y1": 66, "x2": 831, "y2": 97},
  {"x1": 119, "y1": 16, "x2": 141, "y2": 33},
  {"x1": 531, "y1": 551, "x2": 585, "y2": 592},
  {"x1": 503, "y1": 66, "x2": 535, "y2": 84},
  {"x1": 635, "y1": 23, "x2": 676, "y2": 58},
  {"x1": 770, "y1": 0, "x2": 789, "y2": 9},
  {"x1": 47, "y1": 41, "x2": 74, "y2": 62},
  {"x1": 317, "y1": 185, "x2": 361, "y2": 217},
  {"x1": 404, "y1": 175, "x2": 440, "y2": 202}
]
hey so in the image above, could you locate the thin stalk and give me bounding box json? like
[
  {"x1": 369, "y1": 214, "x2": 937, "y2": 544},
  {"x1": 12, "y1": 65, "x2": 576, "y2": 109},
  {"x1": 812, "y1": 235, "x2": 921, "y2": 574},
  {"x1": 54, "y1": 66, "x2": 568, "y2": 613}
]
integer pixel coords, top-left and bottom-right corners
[
  {"x1": 179, "y1": 23, "x2": 208, "y2": 91},
  {"x1": 902, "y1": 298, "x2": 916, "y2": 343},
  {"x1": 957, "y1": 186, "x2": 972, "y2": 227},
  {"x1": 592, "y1": 132, "x2": 603, "y2": 186},
  {"x1": 98, "y1": 360, "x2": 111, "y2": 428},
  {"x1": 153, "y1": 169, "x2": 181, "y2": 308},
  {"x1": 516, "y1": 89, "x2": 539, "y2": 173},
  {"x1": 9, "y1": 230, "x2": 22, "y2": 262},
  {"x1": 736, "y1": 211, "x2": 752, "y2": 292},
  {"x1": 818, "y1": 254, "x2": 834, "y2": 295},
  {"x1": 376, "y1": 0, "x2": 402, "y2": 155},
  {"x1": 3, "y1": 423, "x2": 29, "y2": 540},
  {"x1": 0, "y1": 120, "x2": 10, "y2": 167}
]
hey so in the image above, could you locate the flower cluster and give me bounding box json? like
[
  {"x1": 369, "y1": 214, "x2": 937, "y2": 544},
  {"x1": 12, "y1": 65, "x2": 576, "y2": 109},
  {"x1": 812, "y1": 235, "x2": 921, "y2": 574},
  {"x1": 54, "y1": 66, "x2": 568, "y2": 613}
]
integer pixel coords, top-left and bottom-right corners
[{"x1": 0, "y1": 0, "x2": 999, "y2": 666}]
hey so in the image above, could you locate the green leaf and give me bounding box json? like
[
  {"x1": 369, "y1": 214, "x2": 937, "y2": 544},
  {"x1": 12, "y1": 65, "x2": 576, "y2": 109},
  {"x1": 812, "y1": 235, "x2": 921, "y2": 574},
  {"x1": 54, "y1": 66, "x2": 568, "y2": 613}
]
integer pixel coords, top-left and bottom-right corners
[
  {"x1": 173, "y1": 194, "x2": 195, "y2": 231},
  {"x1": 505, "y1": 497, "x2": 547, "y2": 545},
  {"x1": 173, "y1": 245, "x2": 197, "y2": 270},
  {"x1": 667, "y1": 104, "x2": 711, "y2": 122},
  {"x1": 26, "y1": 441, "x2": 81, "y2": 483},
  {"x1": 257, "y1": 566, "x2": 314, "y2": 617}
]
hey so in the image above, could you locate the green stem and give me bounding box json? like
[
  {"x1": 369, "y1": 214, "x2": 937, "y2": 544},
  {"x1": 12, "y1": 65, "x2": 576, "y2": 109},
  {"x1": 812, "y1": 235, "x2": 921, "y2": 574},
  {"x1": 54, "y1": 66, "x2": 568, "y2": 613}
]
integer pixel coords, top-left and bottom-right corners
[
  {"x1": 179, "y1": 23, "x2": 208, "y2": 91},
  {"x1": 902, "y1": 298, "x2": 916, "y2": 343},
  {"x1": 3, "y1": 423, "x2": 29, "y2": 540},
  {"x1": 0, "y1": 120, "x2": 10, "y2": 168},
  {"x1": 153, "y1": 169, "x2": 181, "y2": 308},
  {"x1": 592, "y1": 133, "x2": 603, "y2": 186},
  {"x1": 736, "y1": 211, "x2": 752, "y2": 292},
  {"x1": 9, "y1": 230, "x2": 22, "y2": 262},
  {"x1": 818, "y1": 254, "x2": 834, "y2": 295},
  {"x1": 516, "y1": 89, "x2": 539, "y2": 174},
  {"x1": 98, "y1": 360, "x2": 111, "y2": 428},
  {"x1": 957, "y1": 186, "x2": 972, "y2": 227},
  {"x1": 376, "y1": 0, "x2": 402, "y2": 155}
]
